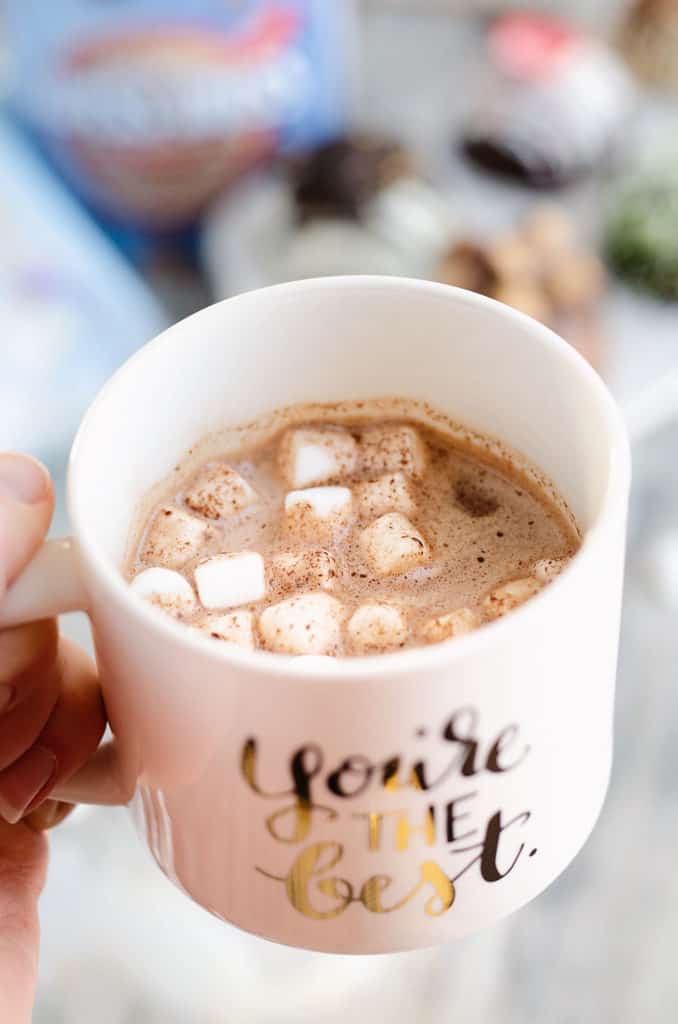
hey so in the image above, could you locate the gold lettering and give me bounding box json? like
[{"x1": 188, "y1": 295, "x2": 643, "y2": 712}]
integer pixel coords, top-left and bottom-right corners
[
  {"x1": 266, "y1": 801, "x2": 337, "y2": 844},
  {"x1": 241, "y1": 739, "x2": 288, "y2": 798},
  {"x1": 261, "y1": 844, "x2": 455, "y2": 921},
  {"x1": 360, "y1": 873, "x2": 394, "y2": 912},
  {"x1": 359, "y1": 861, "x2": 454, "y2": 915},
  {"x1": 352, "y1": 811, "x2": 386, "y2": 851},
  {"x1": 383, "y1": 766, "x2": 424, "y2": 792},
  {"x1": 352, "y1": 808, "x2": 437, "y2": 852},
  {"x1": 394, "y1": 808, "x2": 436, "y2": 852},
  {"x1": 241, "y1": 738, "x2": 257, "y2": 788},
  {"x1": 285, "y1": 842, "x2": 353, "y2": 920},
  {"x1": 420, "y1": 861, "x2": 456, "y2": 917}
]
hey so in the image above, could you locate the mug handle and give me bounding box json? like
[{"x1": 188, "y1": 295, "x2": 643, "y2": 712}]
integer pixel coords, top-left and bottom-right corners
[
  {"x1": 0, "y1": 539, "x2": 127, "y2": 806},
  {"x1": 0, "y1": 537, "x2": 87, "y2": 628}
]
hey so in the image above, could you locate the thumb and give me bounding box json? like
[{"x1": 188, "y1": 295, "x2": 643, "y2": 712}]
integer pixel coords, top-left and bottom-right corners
[
  {"x1": 0, "y1": 454, "x2": 54, "y2": 600},
  {"x1": 0, "y1": 820, "x2": 47, "y2": 1023}
]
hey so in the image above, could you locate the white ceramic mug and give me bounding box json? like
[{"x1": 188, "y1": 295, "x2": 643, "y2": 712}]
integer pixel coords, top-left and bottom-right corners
[{"x1": 0, "y1": 277, "x2": 630, "y2": 954}]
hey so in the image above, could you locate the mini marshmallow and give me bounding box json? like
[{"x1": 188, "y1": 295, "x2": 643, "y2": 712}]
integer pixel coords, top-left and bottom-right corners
[
  {"x1": 534, "y1": 557, "x2": 570, "y2": 584},
  {"x1": 359, "y1": 424, "x2": 429, "y2": 479},
  {"x1": 141, "y1": 506, "x2": 210, "y2": 570},
  {"x1": 360, "y1": 513, "x2": 431, "y2": 577},
  {"x1": 130, "y1": 567, "x2": 197, "y2": 616},
  {"x1": 194, "y1": 551, "x2": 266, "y2": 609},
  {"x1": 185, "y1": 464, "x2": 258, "y2": 520},
  {"x1": 421, "y1": 608, "x2": 479, "y2": 644},
  {"x1": 194, "y1": 610, "x2": 255, "y2": 649},
  {"x1": 355, "y1": 472, "x2": 415, "y2": 519},
  {"x1": 284, "y1": 486, "x2": 352, "y2": 539},
  {"x1": 482, "y1": 577, "x2": 543, "y2": 620},
  {"x1": 278, "y1": 427, "x2": 358, "y2": 489},
  {"x1": 346, "y1": 603, "x2": 408, "y2": 654},
  {"x1": 259, "y1": 592, "x2": 344, "y2": 655},
  {"x1": 269, "y1": 549, "x2": 338, "y2": 593}
]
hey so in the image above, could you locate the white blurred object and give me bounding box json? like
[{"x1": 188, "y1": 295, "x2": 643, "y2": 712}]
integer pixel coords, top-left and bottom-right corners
[
  {"x1": 202, "y1": 171, "x2": 456, "y2": 298},
  {"x1": 638, "y1": 529, "x2": 678, "y2": 609},
  {"x1": 0, "y1": 118, "x2": 165, "y2": 462},
  {"x1": 285, "y1": 217, "x2": 411, "y2": 280},
  {"x1": 37, "y1": 807, "x2": 441, "y2": 1023},
  {"x1": 624, "y1": 367, "x2": 678, "y2": 444},
  {"x1": 367, "y1": 0, "x2": 631, "y2": 30},
  {"x1": 365, "y1": 176, "x2": 457, "y2": 263},
  {"x1": 203, "y1": 174, "x2": 293, "y2": 296}
]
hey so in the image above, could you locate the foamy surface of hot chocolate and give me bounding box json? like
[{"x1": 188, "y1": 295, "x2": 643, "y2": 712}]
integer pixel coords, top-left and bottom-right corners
[{"x1": 126, "y1": 399, "x2": 579, "y2": 656}]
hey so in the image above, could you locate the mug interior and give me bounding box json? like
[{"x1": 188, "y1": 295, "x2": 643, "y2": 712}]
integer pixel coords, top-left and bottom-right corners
[{"x1": 70, "y1": 277, "x2": 626, "y2": 597}]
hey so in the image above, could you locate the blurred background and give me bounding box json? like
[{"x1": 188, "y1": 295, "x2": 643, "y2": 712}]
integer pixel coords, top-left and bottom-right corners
[{"x1": 2, "y1": 0, "x2": 678, "y2": 1020}]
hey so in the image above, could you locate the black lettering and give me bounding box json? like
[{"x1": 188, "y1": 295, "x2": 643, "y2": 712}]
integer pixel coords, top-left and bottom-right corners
[
  {"x1": 479, "y1": 810, "x2": 530, "y2": 881},
  {"x1": 445, "y1": 791, "x2": 478, "y2": 843},
  {"x1": 381, "y1": 757, "x2": 400, "y2": 788},
  {"x1": 442, "y1": 708, "x2": 480, "y2": 777},
  {"x1": 450, "y1": 809, "x2": 531, "y2": 883},
  {"x1": 486, "y1": 725, "x2": 529, "y2": 773},
  {"x1": 290, "y1": 745, "x2": 324, "y2": 805},
  {"x1": 327, "y1": 756, "x2": 374, "y2": 798}
]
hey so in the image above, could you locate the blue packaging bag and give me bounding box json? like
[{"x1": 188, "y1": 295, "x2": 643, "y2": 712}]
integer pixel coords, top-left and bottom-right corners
[{"x1": 6, "y1": 1, "x2": 354, "y2": 233}]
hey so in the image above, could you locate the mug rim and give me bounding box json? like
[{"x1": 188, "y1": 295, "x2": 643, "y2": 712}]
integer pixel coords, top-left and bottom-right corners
[{"x1": 68, "y1": 276, "x2": 631, "y2": 682}]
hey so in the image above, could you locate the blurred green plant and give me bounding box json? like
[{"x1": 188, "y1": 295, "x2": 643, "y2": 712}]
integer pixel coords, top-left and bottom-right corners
[{"x1": 606, "y1": 175, "x2": 678, "y2": 300}]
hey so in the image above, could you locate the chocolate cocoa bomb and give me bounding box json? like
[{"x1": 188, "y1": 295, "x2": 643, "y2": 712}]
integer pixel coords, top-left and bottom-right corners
[
  {"x1": 292, "y1": 137, "x2": 415, "y2": 222},
  {"x1": 462, "y1": 138, "x2": 572, "y2": 191},
  {"x1": 462, "y1": 14, "x2": 633, "y2": 189}
]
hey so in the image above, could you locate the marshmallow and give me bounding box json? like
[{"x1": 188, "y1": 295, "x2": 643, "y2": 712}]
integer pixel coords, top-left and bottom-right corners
[
  {"x1": 284, "y1": 486, "x2": 352, "y2": 539},
  {"x1": 421, "y1": 608, "x2": 480, "y2": 644},
  {"x1": 185, "y1": 464, "x2": 258, "y2": 520},
  {"x1": 359, "y1": 424, "x2": 429, "y2": 479},
  {"x1": 141, "y1": 506, "x2": 210, "y2": 570},
  {"x1": 193, "y1": 610, "x2": 255, "y2": 649},
  {"x1": 278, "y1": 427, "x2": 358, "y2": 489},
  {"x1": 482, "y1": 577, "x2": 543, "y2": 620},
  {"x1": 269, "y1": 548, "x2": 338, "y2": 594},
  {"x1": 355, "y1": 472, "x2": 415, "y2": 519},
  {"x1": 130, "y1": 567, "x2": 197, "y2": 616},
  {"x1": 534, "y1": 557, "x2": 570, "y2": 584},
  {"x1": 346, "y1": 603, "x2": 408, "y2": 654},
  {"x1": 360, "y1": 513, "x2": 431, "y2": 577},
  {"x1": 194, "y1": 551, "x2": 266, "y2": 609},
  {"x1": 259, "y1": 592, "x2": 344, "y2": 655}
]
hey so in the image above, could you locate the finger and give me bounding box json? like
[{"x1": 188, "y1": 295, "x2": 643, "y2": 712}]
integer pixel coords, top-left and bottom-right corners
[
  {"x1": 0, "y1": 454, "x2": 53, "y2": 599},
  {"x1": 0, "y1": 638, "x2": 106, "y2": 824},
  {"x1": 25, "y1": 800, "x2": 74, "y2": 833},
  {"x1": 0, "y1": 819, "x2": 47, "y2": 1023},
  {"x1": 53, "y1": 740, "x2": 132, "y2": 806},
  {"x1": 30, "y1": 638, "x2": 106, "y2": 797},
  {"x1": 0, "y1": 621, "x2": 60, "y2": 773}
]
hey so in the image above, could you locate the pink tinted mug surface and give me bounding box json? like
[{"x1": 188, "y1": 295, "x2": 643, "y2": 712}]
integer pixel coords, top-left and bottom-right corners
[{"x1": 0, "y1": 277, "x2": 630, "y2": 954}]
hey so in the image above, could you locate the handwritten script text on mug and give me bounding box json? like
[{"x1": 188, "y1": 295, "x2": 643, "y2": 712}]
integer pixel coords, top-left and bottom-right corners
[{"x1": 242, "y1": 708, "x2": 534, "y2": 920}]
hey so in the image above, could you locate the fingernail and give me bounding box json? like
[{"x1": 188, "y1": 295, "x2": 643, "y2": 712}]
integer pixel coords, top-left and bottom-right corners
[
  {"x1": 0, "y1": 454, "x2": 49, "y2": 505},
  {"x1": 0, "y1": 685, "x2": 14, "y2": 714},
  {"x1": 0, "y1": 745, "x2": 58, "y2": 824}
]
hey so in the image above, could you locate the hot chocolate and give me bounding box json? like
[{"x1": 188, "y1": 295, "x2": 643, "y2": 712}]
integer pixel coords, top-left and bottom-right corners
[{"x1": 126, "y1": 400, "x2": 579, "y2": 656}]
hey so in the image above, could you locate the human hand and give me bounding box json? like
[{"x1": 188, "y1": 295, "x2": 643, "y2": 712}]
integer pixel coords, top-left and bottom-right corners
[{"x1": 0, "y1": 454, "x2": 106, "y2": 1022}]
